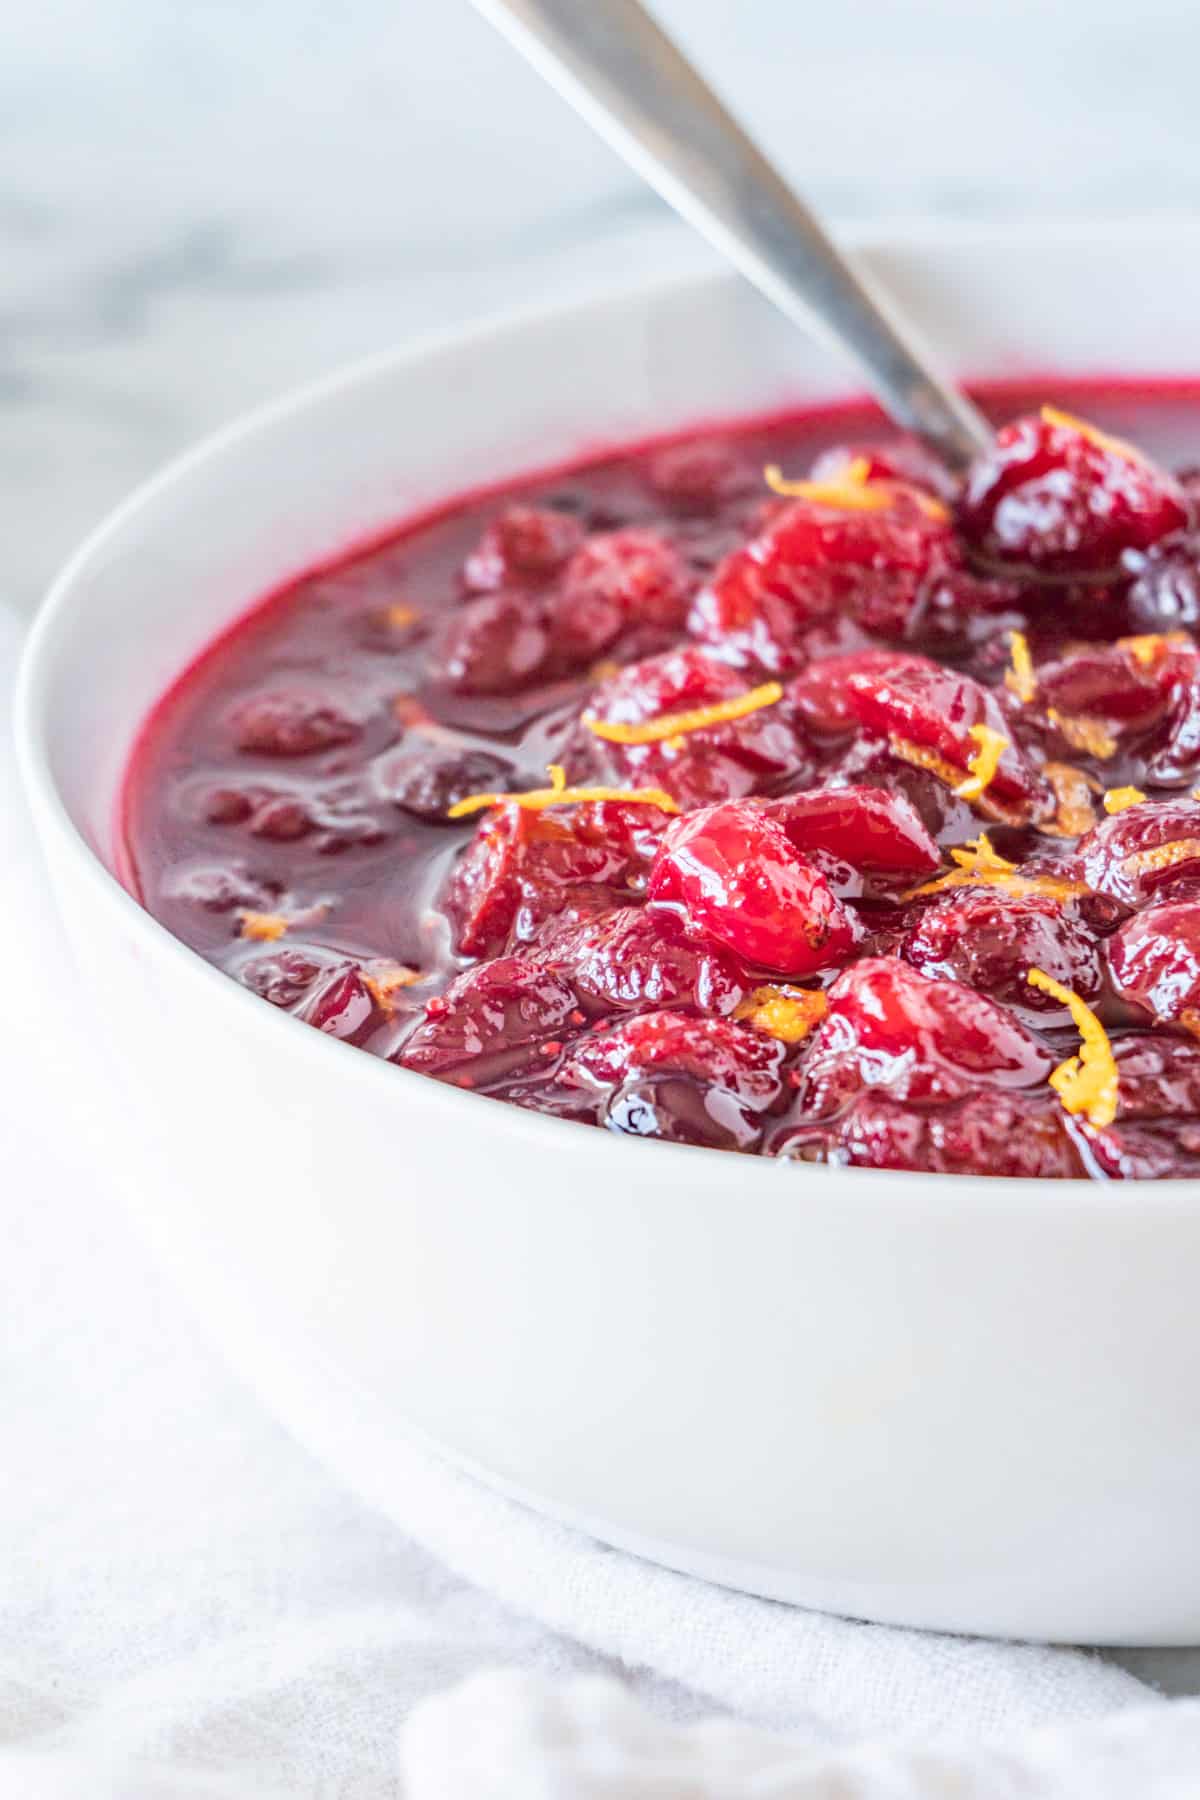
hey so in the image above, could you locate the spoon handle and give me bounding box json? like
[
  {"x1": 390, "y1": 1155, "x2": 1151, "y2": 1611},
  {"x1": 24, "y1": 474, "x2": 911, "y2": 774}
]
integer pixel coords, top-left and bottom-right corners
[{"x1": 473, "y1": 0, "x2": 992, "y2": 471}]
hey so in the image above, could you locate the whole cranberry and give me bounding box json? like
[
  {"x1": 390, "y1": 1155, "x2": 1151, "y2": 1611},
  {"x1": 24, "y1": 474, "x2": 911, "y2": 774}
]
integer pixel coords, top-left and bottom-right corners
[
  {"x1": 958, "y1": 410, "x2": 1188, "y2": 577},
  {"x1": 648, "y1": 799, "x2": 860, "y2": 977},
  {"x1": 1109, "y1": 1031, "x2": 1200, "y2": 1118},
  {"x1": 645, "y1": 438, "x2": 750, "y2": 510},
  {"x1": 462, "y1": 505, "x2": 584, "y2": 592},
  {"x1": 229, "y1": 687, "x2": 362, "y2": 756},
  {"x1": 797, "y1": 956, "x2": 1053, "y2": 1113},
  {"x1": 433, "y1": 592, "x2": 551, "y2": 695},
  {"x1": 1034, "y1": 640, "x2": 1186, "y2": 729},
  {"x1": 903, "y1": 890, "x2": 1102, "y2": 1011},
  {"x1": 1107, "y1": 901, "x2": 1200, "y2": 1025},
  {"x1": 558, "y1": 529, "x2": 691, "y2": 633},
  {"x1": 770, "y1": 784, "x2": 940, "y2": 878},
  {"x1": 375, "y1": 746, "x2": 516, "y2": 822},
  {"x1": 560, "y1": 1011, "x2": 784, "y2": 1112},
  {"x1": 238, "y1": 944, "x2": 337, "y2": 1009},
  {"x1": 298, "y1": 965, "x2": 378, "y2": 1042}
]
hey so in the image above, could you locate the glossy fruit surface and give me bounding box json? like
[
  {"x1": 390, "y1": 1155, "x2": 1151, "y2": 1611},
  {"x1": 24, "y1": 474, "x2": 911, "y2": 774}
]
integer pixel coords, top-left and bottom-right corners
[{"x1": 123, "y1": 383, "x2": 1200, "y2": 1175}]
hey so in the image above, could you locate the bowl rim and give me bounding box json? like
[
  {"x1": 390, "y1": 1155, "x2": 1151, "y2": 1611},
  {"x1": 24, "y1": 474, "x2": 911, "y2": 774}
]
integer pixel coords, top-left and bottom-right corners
[{"x1": 17, "y1": 219, "x2": 1200, "y2": 1207}]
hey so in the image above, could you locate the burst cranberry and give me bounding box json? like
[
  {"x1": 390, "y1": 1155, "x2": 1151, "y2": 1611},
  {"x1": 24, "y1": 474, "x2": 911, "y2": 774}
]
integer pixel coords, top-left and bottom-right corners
[
  {"x1": 844, "y1": 661, "x2": 1045, "y2": 812},
  {"x1": 434, "y1": 592, "x2": 551, "y2": 694},
  {"x1": 237, "y1": 944, "x2": 337, "y2": 1008},
  {"x1": 770, "y1": 1090, "x2": 1084, "y2": 1179},
  {"x1": 649, "y1": 799, "x2": 860, "y2": 976},
  {"x1": 447, "y1": 800, "x2": 672, "y2": 957},
  {"x1": 1107, "y1": 902, "x2": 1200, "y2": 1026},
  {"x1": 399, "y1": 957, "x2": 579, "y2": 1079},
  {"x1": 564, "y1": 1008, "x2": 782, "y2": 1096},
  {"x1": 1075, "y1": 798, "x2": 1200, "y2": 905},
  {"x1": 1109, "y1": 1032, "x2": 1200, "y2": 1118},
  {"x1": 166, "y1": 862, "x2": 281, "y2": 913},
  {"x1": 1144, "y1": 671, "x2": 1200, "y2": 785},
  {"x1": 580, "y1": 646, "x2": 805, "y2": 809},
  {"x1": 771, "y1": 785, "x2": 940, "y2": 877},
  {"x1": 789, "y1": 651, "x2": 937, "y2": 734},
  {"x1": 463, "y1": 505, "x2": 584, "y2": 592},
  {"x1": 797, "y1": 957, "x2": 1053, "y2": 1113},
  {"x1": 958, "y1": 411, "x2": 1188, "y2": 577},
  {"x1": 903, "y1": 890, "x2": 1102, "y2": 1011},
  {"x1": 689, "y1": 485, "x2": 955, "y2": 669},
  {"x1": 374, "y1": 746, "x2": 516, "y2": 822},
  {"x1": 230, "y1": 687, "x2": 362, "y2": 756},
  {"x1": 1126, "y1": 533, "x2": 1200, "y2": 631},
  {"x1": 538, "y1": 904, "x2": 747, "y2": 1016},
  {"x1": 1034, "y1": 639, "x2": 1189, "y2": 728}
]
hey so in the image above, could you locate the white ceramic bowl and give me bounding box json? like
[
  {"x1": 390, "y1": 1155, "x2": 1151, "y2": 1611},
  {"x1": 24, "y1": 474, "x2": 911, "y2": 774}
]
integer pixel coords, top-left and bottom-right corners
[{"x1": 18, "y1": 225, "x2": 1200, "y2": 1646}]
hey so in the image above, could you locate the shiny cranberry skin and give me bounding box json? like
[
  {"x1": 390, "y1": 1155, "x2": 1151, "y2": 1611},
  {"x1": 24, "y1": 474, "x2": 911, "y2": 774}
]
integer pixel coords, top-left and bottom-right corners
[
  {"x1": 771, "y1": 784, "x2": 940, "y2": 877},
  {"x1": 538, "y1": 904, "x2": 747, "y2": 1016},
  {"x1": 558, "y1": 529, "x2": 691, "y2": 633},
  {"x1": 1075, "y1": 798, "x2": 1200, "y2": 905},
  {"x1": 581, "y1": 646, "x2": 805, "y2": 810},
  {"x1": 375, "y1": 746, "x2": 516, "y2": 822},
  {"x1": 903, "y1": 890, "x2": 1102, "y2": 1012},
  {"x1": 798, "y1": 956, "x2": 1053, "y2": 1112},
  {"x1": 1126, "y1": 533, "x2": 1200, "y2": 631},
  {"x1": 770, "y1": 1090, "x2": 1083, "y2": 1179},
  {"x1": 463, "y1": 505, "x2": 584, "y2": 592},
  {"x1": 237, "y1": 944, "x2": 336, "y2": 1008},
  {"x1": 690, "y1": 487, "x2": 954, "y2": 669},
  {"x1": 447, "y1": 799, "x2": 673, "y2": 957},
  {"x1": 649, "y1": 799, "x2": 859, "y2": 976},
  {"x1": 958, "y1": 411, "x2": 1188, "y2": 577},
  {"x1": 789, "y1": 651, "x2": 937, "y2": 734},
  {"x1": 1035, "y1": 641, "x2": 1185, "y2": 728},
  {"x1": 1107, "y1": 902, "x2": 1200, "y2": 1025},
  {"x1": 229, "y1": 687, "x2": 362, "y2": 756},
  {"x1": 298, "y1": 965, "x2": 378, "y2": 1041},
  {"x1": 434, "y1": 592, "x2": 551, "y2": 695},
  {"x1": 399, "y1": 957, "x2": 579, "y2": 1079},
  {"x1": 1144, "y1": 671, "x2": 1200, "y2": 785},
  {"x1": 844, "y1": 661, "x2": 1045, "y2": 811},
  {"x1": 1109, "y1": 1031, "x2": 1200, "y2": 1118}
]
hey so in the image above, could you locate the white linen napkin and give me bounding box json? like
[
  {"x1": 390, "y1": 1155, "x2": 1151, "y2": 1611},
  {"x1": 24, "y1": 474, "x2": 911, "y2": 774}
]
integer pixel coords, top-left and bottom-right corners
[{"x1": 0, "y1": 596, "x2": 1192, "y2": 1798}]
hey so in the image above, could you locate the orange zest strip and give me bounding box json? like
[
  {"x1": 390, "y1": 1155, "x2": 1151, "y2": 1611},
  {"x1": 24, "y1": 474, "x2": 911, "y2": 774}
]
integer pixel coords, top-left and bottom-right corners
[
  {"x1": 1123, "y1": 837, "x2": 1200, "y2": 880},
  {"x1": 383, "y1": 603, "x2": 420, "y2": 630},
  {"x1": 589, "y1": 658, "x2": 622, "y2": 684},
  {"x1": 1041, "y1": 762, "x2": 1098, "y2": 838},
  {"x1": 1005, "y1": 628, "x2": 1037, "y2": 704},
  {"x1": 1181, "y1": 1009, "x2": 1200, "y2": 1043},
  {"x1": 446, "y1": 762, "x2": 680, "y2": 821},
  {"x1": 889, "y1": 735, "x2": 963, "y2": 789},
  {"x1": 733, "y1": 985, "x2": 828, "y2": 1045},
  {"x1": 585, "y1": 680, "x2": 783, "y2": 748},
  {"x1": 1117, "y1": 631, "x2": 1189, "y2": 669},
  {"x1": 364, "y1": 962, "x2": 423, "y2": 1010},
  {"x1": 1103, "y1": 786, "x2": 1147, "y2": 815},
  {"x1": 1026, "y1": 967, "x2": 1119, "y2": 1129},
  {"x1": 763, "y1": 456, "x2": 949, "y2": 521},
  {"x1": 904, "y1": 834, "x2": 1090, "y2": 904},
  {"x1": 238, "y1": 910, "x2": 290, "y2": 942},
  {"x1": 1046, "y1": 708, "x2": 1118, "y2": 760},
  {"x1": 955, "y1": 724, "x2": 1009, "y2": 801},
  {"x1": 1040, "y1": 405, "x2": 1142, "y2": 464}
]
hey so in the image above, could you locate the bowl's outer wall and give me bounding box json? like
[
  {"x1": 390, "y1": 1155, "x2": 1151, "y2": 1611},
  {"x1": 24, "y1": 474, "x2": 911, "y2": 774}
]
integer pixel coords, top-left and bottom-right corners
[{"x1": 21, "y1": 237, "x2": 1200, "y2": 1642}]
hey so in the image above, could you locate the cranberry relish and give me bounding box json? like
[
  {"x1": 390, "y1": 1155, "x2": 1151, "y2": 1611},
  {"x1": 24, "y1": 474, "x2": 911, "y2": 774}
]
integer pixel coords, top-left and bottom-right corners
[{"x1": 122, "y1": 382, "x2": 1200, "y2": 1178}]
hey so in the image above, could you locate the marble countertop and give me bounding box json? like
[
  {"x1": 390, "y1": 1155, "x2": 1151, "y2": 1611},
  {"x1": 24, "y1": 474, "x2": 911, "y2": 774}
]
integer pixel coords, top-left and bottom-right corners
[
  {"x1": 7, "y1": 0, "x2": 1200, "y2": 615},
  {"x1": 6, "y1": 0, "x2": 1200, "y2": 1712}
]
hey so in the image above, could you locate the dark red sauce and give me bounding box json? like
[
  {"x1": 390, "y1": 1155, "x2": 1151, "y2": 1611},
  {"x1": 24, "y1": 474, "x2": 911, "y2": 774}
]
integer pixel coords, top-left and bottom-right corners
[{"x1": 122, "y1": 380, "x2": 1200, "y2": 1178}]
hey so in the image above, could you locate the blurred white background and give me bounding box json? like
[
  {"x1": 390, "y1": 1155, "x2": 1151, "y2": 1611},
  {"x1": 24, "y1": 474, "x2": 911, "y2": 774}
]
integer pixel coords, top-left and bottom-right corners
[{"x1": 4, "y1": 0, "x2": 1200, "y2": 611}]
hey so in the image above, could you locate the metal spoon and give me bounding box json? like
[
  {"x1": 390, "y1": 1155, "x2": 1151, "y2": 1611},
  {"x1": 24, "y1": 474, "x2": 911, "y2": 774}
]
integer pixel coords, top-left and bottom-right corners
[{"x1": 471, "y1": 0, "x2": 992, "y2": 472}]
